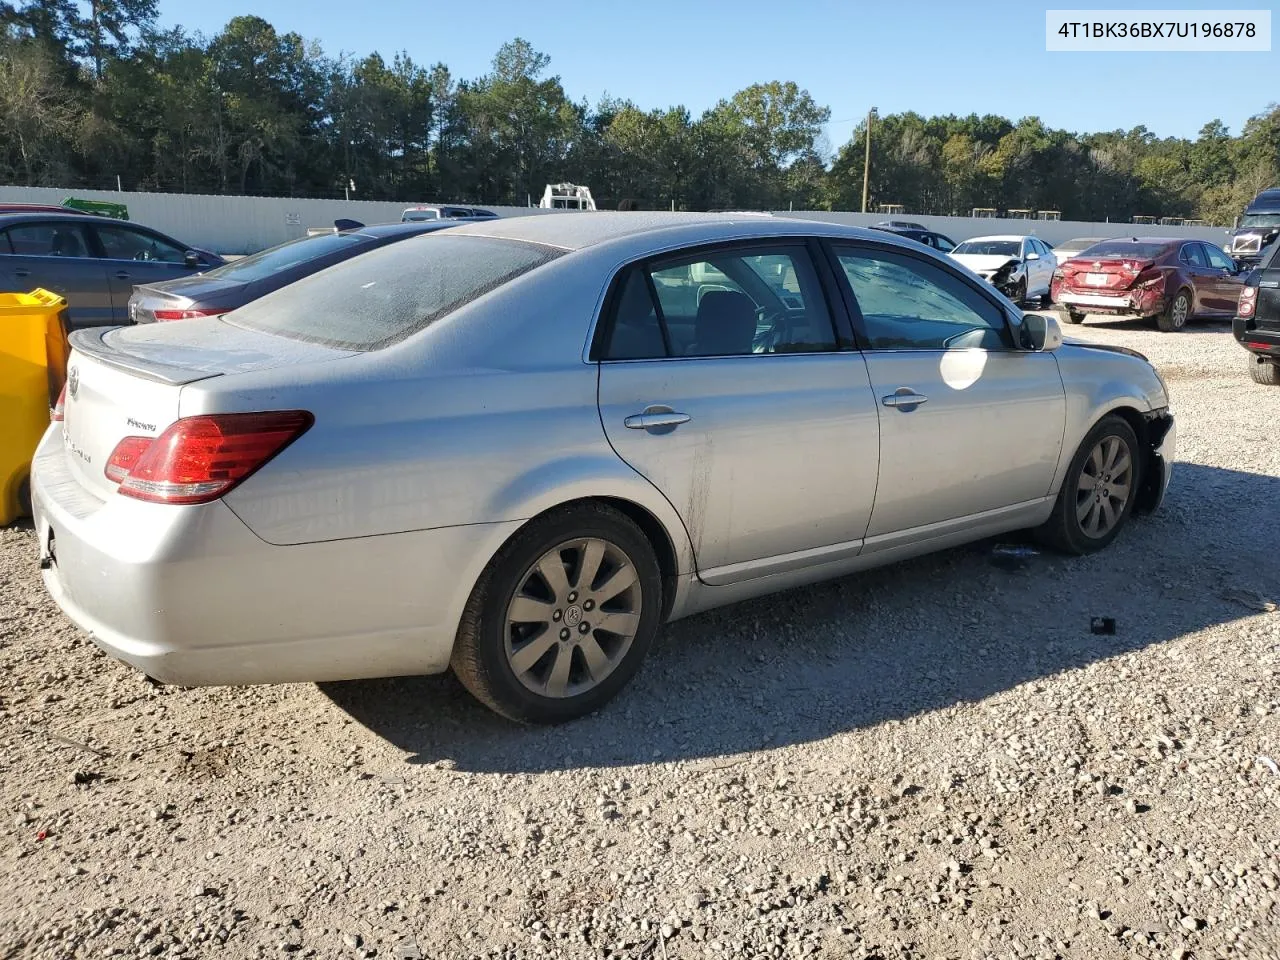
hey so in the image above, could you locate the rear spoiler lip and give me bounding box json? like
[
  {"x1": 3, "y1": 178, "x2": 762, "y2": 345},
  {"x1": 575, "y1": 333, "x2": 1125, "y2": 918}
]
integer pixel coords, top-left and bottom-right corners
[{"x1": 68, "y1": 327, "x2": 221, "y2": 387}]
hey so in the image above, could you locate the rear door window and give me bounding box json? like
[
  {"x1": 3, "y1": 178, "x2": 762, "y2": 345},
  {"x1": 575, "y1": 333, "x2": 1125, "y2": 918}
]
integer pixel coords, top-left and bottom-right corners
[
  {"x1": 1180, "y1": 243, "x2": 1208, "y2": 268},
  {"x1": 226, "y1": 235, "x2": 561, "y2": 350},
  {"x1": 601, "y1": 245, "x2": 836, "y2": 359},
  {"x1": 6, "y1": 222, "x2": 92, "y2": 258}
]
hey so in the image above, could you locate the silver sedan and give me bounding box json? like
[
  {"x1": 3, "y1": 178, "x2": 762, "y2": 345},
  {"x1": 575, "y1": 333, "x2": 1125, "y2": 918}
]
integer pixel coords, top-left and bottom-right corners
[{"x1": 31, "y1": 213, "x2": 1176, "y2": 723}]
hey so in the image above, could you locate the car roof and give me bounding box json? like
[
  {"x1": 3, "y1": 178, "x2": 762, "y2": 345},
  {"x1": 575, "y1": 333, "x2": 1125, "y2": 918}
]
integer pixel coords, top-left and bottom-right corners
[
  {"x1": 353, "y1": 220, "x2": 469, "y2": 239},
  {"x1": 0, "y1": 210, "x2": 117, "y2": 225},
  {"x1": 1094, "y1": 236, "x2": 1188, "y2": 246},
  {"x1": 442, "y1": 211, "x2": 894, "y2": 252},
  {"x1": 1059, "y1": 237, "x2": 1109, "y2": 245},
  {"x1": 958, "y1": 234, "x2": 1031, "y2": 242}
]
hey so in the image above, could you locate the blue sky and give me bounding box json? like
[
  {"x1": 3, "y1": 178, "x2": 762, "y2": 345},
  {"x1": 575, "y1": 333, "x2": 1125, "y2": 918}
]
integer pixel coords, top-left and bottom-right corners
[{"x1": 156, "y1": 0, "x2": 1277, "y2": 153}]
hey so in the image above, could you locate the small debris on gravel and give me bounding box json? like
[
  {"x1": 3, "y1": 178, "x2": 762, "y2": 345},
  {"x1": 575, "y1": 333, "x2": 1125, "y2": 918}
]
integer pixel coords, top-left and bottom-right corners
[{"x1": 2, "y1": 320, "x2": 1279, "y2": 958}]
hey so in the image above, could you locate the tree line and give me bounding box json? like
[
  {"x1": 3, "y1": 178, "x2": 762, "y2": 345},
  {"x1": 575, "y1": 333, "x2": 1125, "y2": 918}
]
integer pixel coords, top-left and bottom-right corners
[{"x1": 2, "y1": 2, "x2": 1278, "y2": 223}]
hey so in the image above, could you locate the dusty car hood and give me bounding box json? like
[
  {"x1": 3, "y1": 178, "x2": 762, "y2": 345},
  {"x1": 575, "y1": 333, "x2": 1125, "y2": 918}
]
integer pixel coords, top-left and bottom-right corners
[{"x1": 1062, "y1": 337, "x2": 1149, "y2": 362}]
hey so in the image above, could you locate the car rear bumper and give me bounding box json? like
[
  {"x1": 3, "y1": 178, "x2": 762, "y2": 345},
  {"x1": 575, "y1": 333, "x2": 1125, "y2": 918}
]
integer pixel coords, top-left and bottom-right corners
[
  {"x1": 1055, "y1": 287, "x2": 1165, "y2": 316},
  {"x1": 30, "y1": 427, "x2": 519, "y2": 685},
  {"x1": 1233, "y1": 317, "x2": 1280, "y2": 356}
]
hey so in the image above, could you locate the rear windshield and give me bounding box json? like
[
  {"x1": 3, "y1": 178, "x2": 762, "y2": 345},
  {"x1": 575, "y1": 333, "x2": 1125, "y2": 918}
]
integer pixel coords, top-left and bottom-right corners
[
  {"x1": 402, "y1": 209, "x2": 439, "y2": 221},
  {"x1": 225, "y1": 235, "x2": 561, "y2": 350},
  {"x1": 953, "y1": 240, "x2": 1019, "y2": 256},
  {"x1": 202, "y1": 233, "x2": 367, "y2": 283},
  {"x1": 1080, "y1": 241, "x2": 1171, "y2": 259}
]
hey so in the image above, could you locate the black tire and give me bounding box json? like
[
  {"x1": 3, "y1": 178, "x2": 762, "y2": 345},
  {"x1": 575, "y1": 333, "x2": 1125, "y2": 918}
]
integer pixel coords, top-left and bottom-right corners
[
  {"x1": 451, "y1": 502, "x2": 663, "y2": 724},
  {"x1": 1248, "y1": 354, "x2": 1280, "y2": 386},
  {"x1": 1035, "y1": 415, "x2": 1142, "y2": 555},
  {"x1": 1156, "y1": 289, "x2": 1192, "y2": 332},
  {"x1": 1038, "y1": 291, "x2": 1053, "y2": 308},
  {"x1": 1064, "y1": 309, "x2": 1086, "y2": 325}
]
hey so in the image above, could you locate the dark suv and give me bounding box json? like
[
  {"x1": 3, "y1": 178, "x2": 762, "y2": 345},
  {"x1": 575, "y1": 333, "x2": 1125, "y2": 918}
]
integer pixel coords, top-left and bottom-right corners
[
  {"x1": 1234, "y1": 241, "x2": 1280, "y2": 385},
  {"x1": 1226, "y1": 187, "x2": 1280, "y2": 270},
  {"x1": 869, "y1": 222, "x2": 957, "y2": 254}
]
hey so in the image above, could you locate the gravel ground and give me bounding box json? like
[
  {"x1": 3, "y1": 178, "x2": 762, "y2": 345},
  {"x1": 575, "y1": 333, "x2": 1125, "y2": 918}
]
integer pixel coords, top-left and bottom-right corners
[{"x1": 2, "y1": 314, "x2": 1279, "y2": 960}]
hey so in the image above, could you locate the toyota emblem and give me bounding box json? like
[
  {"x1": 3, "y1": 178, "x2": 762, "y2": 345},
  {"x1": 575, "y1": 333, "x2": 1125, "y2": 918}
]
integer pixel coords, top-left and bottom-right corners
[{"x1": 68, "y1": 366, "x2": 79, "y2": 400}]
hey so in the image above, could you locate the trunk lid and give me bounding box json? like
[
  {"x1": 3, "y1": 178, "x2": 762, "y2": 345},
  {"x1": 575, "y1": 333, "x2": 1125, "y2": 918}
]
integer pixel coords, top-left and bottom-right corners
[
  {"x1": 1059, "y1": 257, "x2": 1152, "y2": 292},
  {"x1": 60, "y1": 318, "x2": 356, "y2": 501},
  {"x1": 130, "y1": 276, "x2": 247, "y2": 323}
]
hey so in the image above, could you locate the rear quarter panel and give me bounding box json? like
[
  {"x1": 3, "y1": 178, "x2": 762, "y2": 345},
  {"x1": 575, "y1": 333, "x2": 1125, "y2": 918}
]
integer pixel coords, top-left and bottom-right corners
[{"x1": 203, "y1": 252, "x2": 697, "y2": 573}]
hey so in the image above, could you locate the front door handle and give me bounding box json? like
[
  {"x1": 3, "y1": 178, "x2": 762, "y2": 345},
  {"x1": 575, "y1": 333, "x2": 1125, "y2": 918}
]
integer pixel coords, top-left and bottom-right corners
[
  {"x1": 881, "y1": 388, "x2": 929, "y2": 410},
  {"x1": 114, "y1": 270, "x2": 131, "y2": 280},
  {"x1": 14, "y1": 268, "x2": 30, "y2": 278},
  {"x1": 624, "y1": 407, "x2": 691, "y2": 432}
]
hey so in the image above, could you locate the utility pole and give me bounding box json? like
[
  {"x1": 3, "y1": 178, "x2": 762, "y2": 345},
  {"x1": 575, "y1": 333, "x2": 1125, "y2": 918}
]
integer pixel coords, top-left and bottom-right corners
[{"x1": 861, "y1": 107, "x2": 875, "y2": 214}]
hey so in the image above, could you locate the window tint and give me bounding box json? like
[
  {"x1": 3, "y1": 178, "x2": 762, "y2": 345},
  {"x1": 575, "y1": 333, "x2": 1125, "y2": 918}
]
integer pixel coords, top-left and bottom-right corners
[
  {"x1": 1203, "y1": 244, "x2": 1234, "y2": 270},
  {"x1": 932, "y1": 234, "x2": 955, "y2": 253},
  {"x1": 202, "y1": 233, "x2": 367, "y2": 283},
  {"x1": 1084, "y1": 240, "x2": 1171, "y2": 259},
  {"x1": 603, "y1": 269, "x2": 666, "y2": 360},
  {"x1": 835, "y1": 246, "x2": 1011, "y2": 351},
  {"x1": 1181, "y1": 243, "x2": 1208, "y2": 267},
  {"x1": 6, "y1": 223, "x2": 92, "y2": 258},
  {"x1": 0, "y1": 231, "x2": 12, "y2": 254},
  {"x1": 605, "y1": 246, "x2": 835, "y2": 359},
  {"x1": 227, "y1": 235, "x2": 560, "y2": 350},
  {"x1": 95, "y1": 226, "x2": 187, "y2": 263}
]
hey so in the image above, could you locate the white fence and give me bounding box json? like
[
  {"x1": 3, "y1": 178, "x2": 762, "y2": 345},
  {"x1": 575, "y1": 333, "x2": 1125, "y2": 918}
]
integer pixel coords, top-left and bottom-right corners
[{"x1": 0, "y1": 184, "x2": 1236, "y2": 254}]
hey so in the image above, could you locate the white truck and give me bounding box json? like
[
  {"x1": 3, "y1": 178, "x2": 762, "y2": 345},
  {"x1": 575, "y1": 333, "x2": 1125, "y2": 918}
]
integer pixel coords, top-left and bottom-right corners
[{"x1": 539, "y1": 183, "x2": 596, "y2": 211}]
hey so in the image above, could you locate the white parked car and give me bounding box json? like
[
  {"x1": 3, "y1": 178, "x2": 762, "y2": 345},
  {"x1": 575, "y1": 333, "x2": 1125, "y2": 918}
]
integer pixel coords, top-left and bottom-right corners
[{"x1": 949, "y1": 235, "x2": 1056, "y2": 304}]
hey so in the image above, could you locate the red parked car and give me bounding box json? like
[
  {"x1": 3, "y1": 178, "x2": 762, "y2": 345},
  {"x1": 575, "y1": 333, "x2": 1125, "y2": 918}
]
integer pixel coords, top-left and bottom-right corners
[{"x1": 1051, "y1": 237, "x2": 1246, "y2": 331}]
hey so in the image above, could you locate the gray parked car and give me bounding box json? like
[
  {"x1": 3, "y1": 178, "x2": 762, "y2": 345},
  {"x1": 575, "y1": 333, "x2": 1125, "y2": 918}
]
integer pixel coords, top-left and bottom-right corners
[
  {"x1": 32, "y1": 213, "x2": 1175, "y2": 724},
  {"x1": 0, "y1": 212, "x2": 223, "y2": 329},
  {"x1": 128, "y1": 220, "x2": 474, "y2": 323}
]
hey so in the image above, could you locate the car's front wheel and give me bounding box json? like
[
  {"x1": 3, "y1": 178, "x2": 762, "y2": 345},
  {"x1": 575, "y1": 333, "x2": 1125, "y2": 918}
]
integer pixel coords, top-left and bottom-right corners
[
  {"x1": 1035, "y1": 415, "x2": 1141, "y2": 555},
  {"x1": 1064, "y1": 309, "x2": 1085, "y2": 324},
  {"x1": 1247, "y1": 354, "x2": 1280, "y2": 386},
  {"x1": 451, "y1": 502, "x2": 663, "y2": 724}
]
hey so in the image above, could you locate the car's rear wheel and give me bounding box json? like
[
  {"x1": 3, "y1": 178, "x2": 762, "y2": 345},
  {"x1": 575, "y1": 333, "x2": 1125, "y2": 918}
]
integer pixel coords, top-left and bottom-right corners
[
  {"x1": 451, "y1": 502, "x2": 663, "y2": 724},
  {"x1": 1248, "y1": 354, "x2": 1280, "y2": 385},
  {"x1": 1035, "y1": 415, "x2": 1141, "y2": 555},
  {"x1": 1064, "y1": 309, "x2": 1085, "y2": 324},
  {"x1": 1157, "y1": 290, "x2": 1191, "y2": 331}
]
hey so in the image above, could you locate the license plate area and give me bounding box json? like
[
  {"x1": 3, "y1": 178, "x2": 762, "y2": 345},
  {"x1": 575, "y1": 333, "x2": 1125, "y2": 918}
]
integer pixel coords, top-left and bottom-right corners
[{"x1": 1086, "y1": 273, "x2": 1108, "y2": 286}]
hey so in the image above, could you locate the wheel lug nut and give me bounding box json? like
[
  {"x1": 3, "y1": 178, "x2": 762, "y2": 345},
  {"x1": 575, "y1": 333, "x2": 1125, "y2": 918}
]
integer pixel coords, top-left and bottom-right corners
[
  {"x1": 567, "y1": 592, "x2": 577, "y2": 603},
  {"x1": 552, "y1": 610, "x2": 561, "y2": 621},
  {"x1": 583, "y1": 600, "x2": 594, "y2": 611},
  {"x1": 578, "y1": 623, "x2": 589, "y2": 634},
  {"x1": 560, "y1": 628, "x2": 570, "y2": 640}
]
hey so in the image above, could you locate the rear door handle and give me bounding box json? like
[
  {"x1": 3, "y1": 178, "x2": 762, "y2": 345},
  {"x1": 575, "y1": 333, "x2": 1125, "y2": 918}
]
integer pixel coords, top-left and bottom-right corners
[
  {"x1": 881, "y1": 389, "x2": 929, "y2": 410},
  {"x1": 114, "y1": 270, "x2": 131, "y2": 279},
  {"x1": 14, "y1": 268, "x2": 30, "y2": 278},
  {"x1": 624, "y1": 409, "x2": 691, "y2": 431}
]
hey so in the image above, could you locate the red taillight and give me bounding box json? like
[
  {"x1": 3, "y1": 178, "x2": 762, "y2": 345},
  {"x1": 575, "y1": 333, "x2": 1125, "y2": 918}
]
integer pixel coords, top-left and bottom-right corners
[
  {"x1": 105, "y1": 436, "x2": 154, "y2": 484},
  {"x1": 1239, "y1": 286, "x2": 1258, "y2": 318},
  {"x1": 1247, "y1": 341, "x2": 1271, "y2": 350},
  {"x1": 50, "y1": 382, "x2": 67, "y2": 422},
  {"x1": 152, "y1": 308, "x2": 221, "y2": 322},
  {"x1": 116, "y1": 411, "x2": 313, "y2": 505}
]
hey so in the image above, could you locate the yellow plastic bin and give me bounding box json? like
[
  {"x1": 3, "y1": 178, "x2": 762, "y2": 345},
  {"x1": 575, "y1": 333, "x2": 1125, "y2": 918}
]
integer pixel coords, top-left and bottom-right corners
[{"x1": 1, "y1": 289, "x2": 70, "y2": 525}]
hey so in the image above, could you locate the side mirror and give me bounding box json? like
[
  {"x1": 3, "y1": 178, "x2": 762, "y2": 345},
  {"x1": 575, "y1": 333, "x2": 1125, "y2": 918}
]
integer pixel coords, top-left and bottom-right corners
[
  {"x1": 184, "y1": 251, "x2": 200, "y2": 268},
  {"x1": 1020, "y1": 311, "x2": 1063, "y2": 352},
  {"x1": 1025, "y1": 252, "x2": 1041, "y2": 261}
]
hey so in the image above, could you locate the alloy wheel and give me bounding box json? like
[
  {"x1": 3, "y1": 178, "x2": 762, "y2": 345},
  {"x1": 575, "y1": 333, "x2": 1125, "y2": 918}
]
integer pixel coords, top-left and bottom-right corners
[
  {"x1": 1075, "y1": 436, "x2": 1133, "y2": 538},
  {"x1": 503, "y1": 538, "x2": 642, "y2": 698}
]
